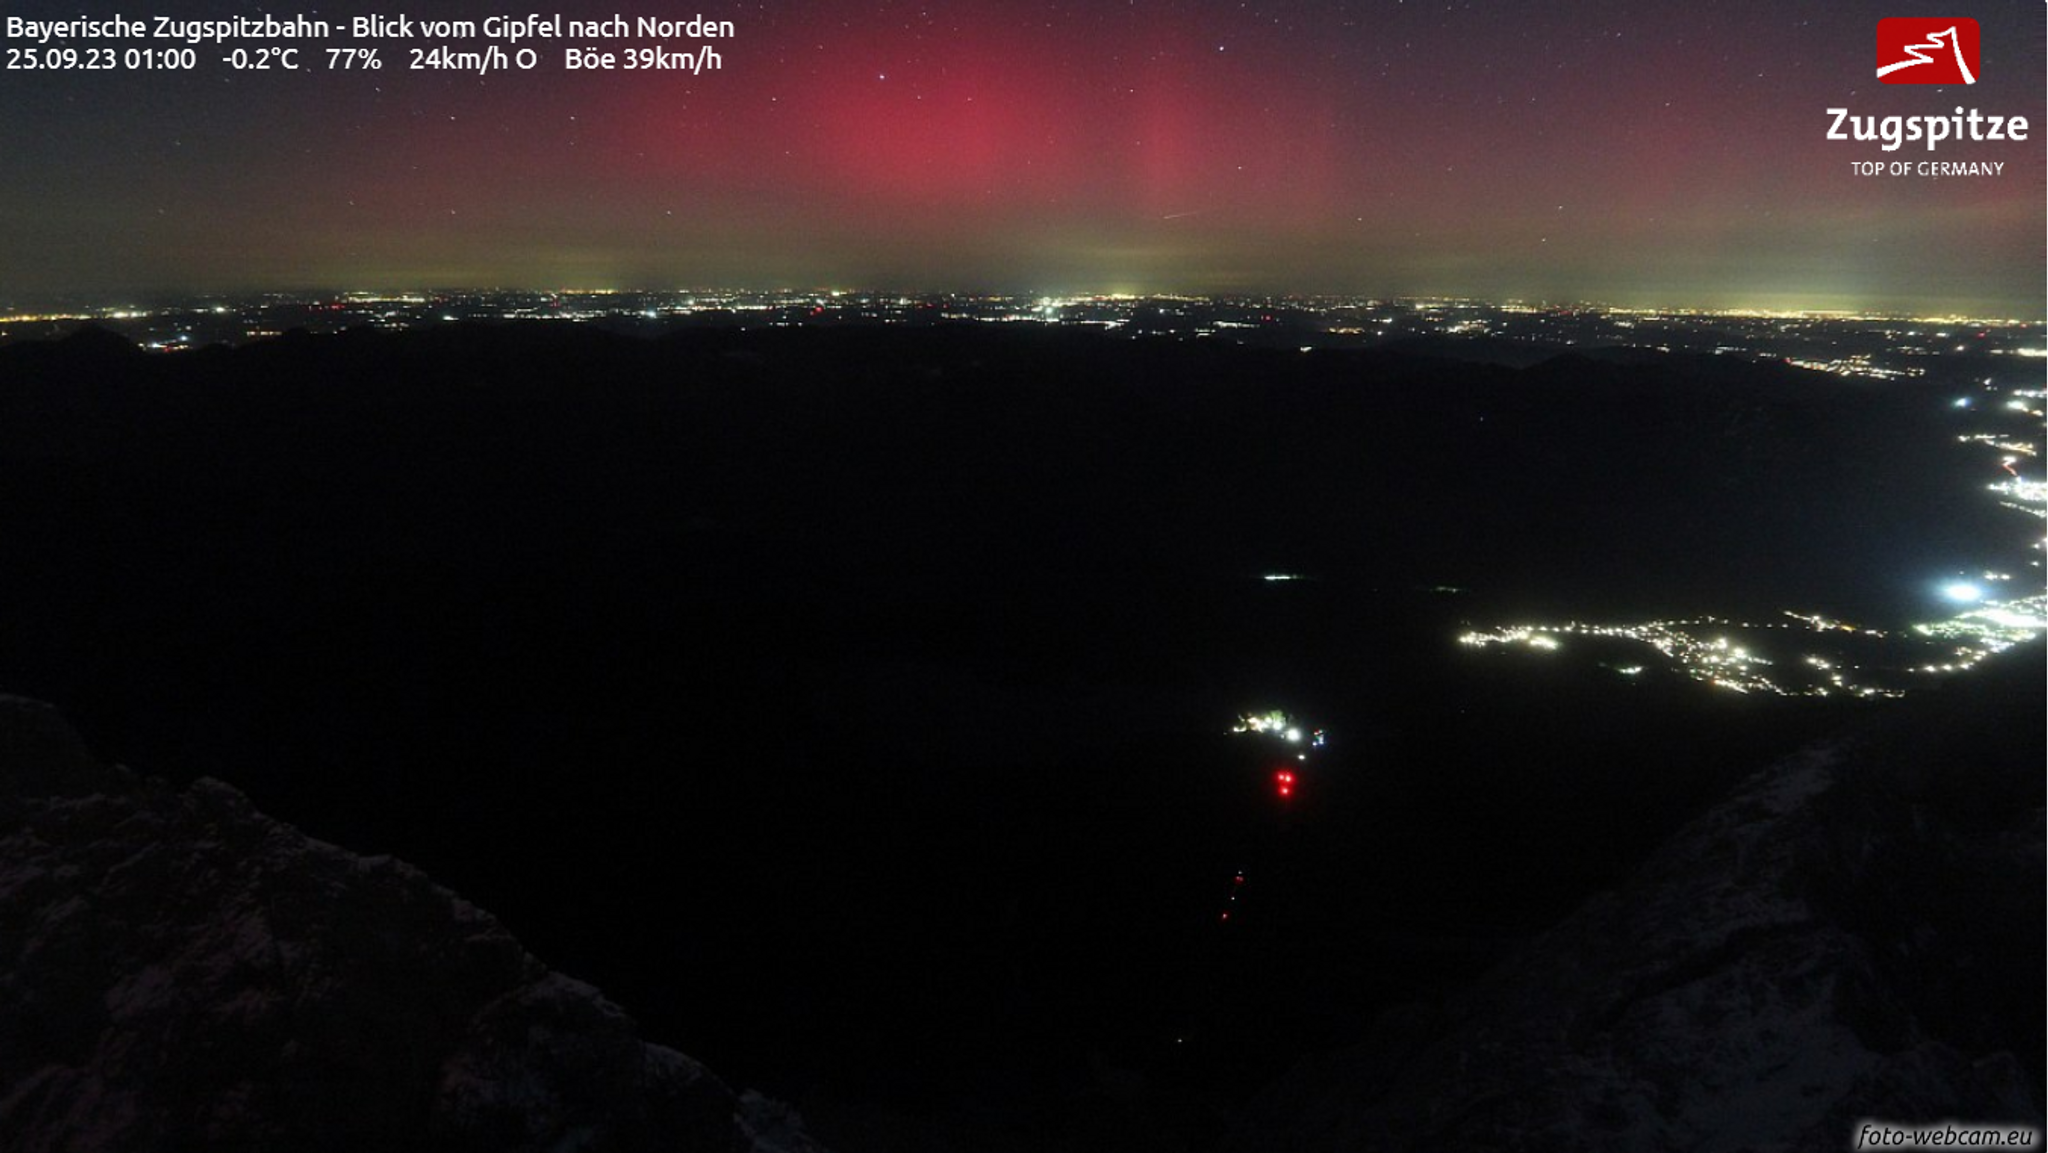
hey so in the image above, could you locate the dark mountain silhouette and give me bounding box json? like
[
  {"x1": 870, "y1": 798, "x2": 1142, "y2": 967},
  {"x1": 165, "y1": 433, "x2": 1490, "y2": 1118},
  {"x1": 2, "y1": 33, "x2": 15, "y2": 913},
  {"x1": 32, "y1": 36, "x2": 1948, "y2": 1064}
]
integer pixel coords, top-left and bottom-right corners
[
  {"x1": 1226, "y1": 652, "x2": 2044, "y2": 1152},
  {"x1": 0, "y1": 694, "x2": 825, "y2": 1153}
]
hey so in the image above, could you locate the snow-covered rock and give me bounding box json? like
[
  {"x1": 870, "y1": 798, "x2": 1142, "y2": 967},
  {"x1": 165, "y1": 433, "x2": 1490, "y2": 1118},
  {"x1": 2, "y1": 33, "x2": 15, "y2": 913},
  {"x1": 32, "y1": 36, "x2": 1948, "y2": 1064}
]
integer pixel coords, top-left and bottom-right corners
[
  {"x1": 0, "y1": 695, "x2": 826, "y2": 1153},
  {"x1": 1228, "y1": 682, "x2": 2045, "y2": 1152}
]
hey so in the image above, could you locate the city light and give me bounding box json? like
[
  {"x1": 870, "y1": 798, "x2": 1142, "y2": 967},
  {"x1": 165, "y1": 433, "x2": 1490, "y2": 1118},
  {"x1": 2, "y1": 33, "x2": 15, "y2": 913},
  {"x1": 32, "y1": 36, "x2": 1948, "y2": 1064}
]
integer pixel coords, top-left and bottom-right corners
[{"x1": 14, "y1": 294, "x2": 2041, "y2": 373}]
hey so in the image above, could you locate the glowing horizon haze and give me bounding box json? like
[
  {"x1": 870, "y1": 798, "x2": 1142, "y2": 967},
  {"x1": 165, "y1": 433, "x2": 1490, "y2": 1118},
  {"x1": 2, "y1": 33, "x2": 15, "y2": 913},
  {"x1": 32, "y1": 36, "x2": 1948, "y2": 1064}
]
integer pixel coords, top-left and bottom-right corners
[{"x1": 1, "y1": 0, "x2": 2042, "y2": 316}]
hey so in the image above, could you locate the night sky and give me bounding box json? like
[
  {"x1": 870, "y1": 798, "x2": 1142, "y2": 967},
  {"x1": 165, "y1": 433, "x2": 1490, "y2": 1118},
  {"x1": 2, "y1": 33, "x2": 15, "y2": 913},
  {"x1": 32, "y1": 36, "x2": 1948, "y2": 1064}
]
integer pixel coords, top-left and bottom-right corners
[{"x1": 1, "y1": 0, "x2": 2042, "y2": 313}]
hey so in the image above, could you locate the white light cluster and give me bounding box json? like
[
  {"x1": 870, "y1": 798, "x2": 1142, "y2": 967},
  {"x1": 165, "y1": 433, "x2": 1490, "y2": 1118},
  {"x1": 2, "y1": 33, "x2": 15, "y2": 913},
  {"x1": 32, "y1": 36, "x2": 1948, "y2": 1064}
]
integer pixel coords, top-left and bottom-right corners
[
  {"x1": 1457, "y1": 615, "x2": 1908, "y2": 698},
  {"x1": 1987, "y1": 477, "x2": 2047, "y2": 518},
  {"x1": 1910, "y1": 593, "x2": 2048, "y2": 656},
  {"x1": 1784, "y1": 354, "x2": 1920, "y2": 380},
  {"x1": 1231, "y1": 710, "x2": 1292, "y2": 735},
  {"x1": 1462, "y1": 588, "x2": 2047, "y2": 699},
  {"x1": 1230, "y1": 711, "x2": 1327, "y2": 747},
  {"x1": 1956, "y1": 434, "x2": 2039, "y2": 458}
]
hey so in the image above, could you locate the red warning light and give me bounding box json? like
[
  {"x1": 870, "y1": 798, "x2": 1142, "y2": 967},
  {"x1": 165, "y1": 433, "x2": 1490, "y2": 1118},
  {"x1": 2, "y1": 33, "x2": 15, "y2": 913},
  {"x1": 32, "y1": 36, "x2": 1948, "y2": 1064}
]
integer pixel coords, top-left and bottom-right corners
[{"x1": 1274, "y1": 769, "x2": 1295, "y2": 798}]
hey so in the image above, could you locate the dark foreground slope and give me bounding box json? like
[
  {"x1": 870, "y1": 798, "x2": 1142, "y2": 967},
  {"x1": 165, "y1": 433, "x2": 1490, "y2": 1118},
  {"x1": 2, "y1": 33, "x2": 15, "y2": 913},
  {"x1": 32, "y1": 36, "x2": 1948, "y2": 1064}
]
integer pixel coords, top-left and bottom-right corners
[
  {"x1": 1227, "y1": 652, "x2": 2045, "y2": 1153},
  {"x1": 0, "y1": 695, "x2": 823, "y2": 1153},
  {"x1": 0, "y1": 323, "x2": 2035, "y2": 1148}
]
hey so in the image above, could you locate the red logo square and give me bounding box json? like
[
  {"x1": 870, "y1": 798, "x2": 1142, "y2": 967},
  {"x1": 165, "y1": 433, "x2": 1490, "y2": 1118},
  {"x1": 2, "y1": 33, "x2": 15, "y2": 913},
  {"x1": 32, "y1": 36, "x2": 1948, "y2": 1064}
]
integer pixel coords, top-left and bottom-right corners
[{"x1": 1876, "y1": 18, "x2": 1981, "y2": 84}]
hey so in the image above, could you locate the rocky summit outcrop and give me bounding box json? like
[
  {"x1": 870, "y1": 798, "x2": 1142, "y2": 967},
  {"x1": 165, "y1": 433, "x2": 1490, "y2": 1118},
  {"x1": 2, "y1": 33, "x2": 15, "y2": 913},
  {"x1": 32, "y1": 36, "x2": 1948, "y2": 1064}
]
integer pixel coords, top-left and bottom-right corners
[
  {"x1": 1227, "y1": 666, "x2": 2046, "y2": 1153},
  {"x1": 0, "y1": 695, "x2": 825, "y2": 1153}
]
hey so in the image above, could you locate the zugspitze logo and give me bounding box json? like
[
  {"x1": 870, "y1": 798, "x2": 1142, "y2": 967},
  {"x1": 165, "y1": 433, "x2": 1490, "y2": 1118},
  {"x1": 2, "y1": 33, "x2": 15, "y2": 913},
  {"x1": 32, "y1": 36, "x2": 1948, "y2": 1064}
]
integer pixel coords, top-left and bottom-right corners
[{"x1": 1877, "y1": 18, "x2": 1980, "y2": 85}]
